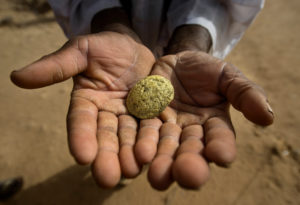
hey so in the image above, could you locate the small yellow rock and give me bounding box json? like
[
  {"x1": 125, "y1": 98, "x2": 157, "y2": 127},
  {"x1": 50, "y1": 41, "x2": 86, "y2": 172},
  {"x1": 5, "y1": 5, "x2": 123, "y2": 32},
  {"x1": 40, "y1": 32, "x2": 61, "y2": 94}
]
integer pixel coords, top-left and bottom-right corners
[{"x1": 126, "y1": 75, "x2": 174, "y2": 119}]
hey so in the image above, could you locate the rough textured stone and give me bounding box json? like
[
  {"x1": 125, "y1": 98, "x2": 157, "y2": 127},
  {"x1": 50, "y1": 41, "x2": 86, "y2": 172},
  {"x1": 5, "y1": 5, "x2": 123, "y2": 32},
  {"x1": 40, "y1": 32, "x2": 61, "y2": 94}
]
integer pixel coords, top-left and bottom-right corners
[{"x1": 126, "y1": 75, "x2": 174, "y2": 119}]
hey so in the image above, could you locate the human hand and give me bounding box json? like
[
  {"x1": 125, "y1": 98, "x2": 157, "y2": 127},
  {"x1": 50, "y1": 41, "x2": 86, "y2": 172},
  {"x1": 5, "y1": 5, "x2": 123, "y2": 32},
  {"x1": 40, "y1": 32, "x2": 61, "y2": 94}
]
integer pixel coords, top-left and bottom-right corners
[
  {"x1": 135, "y1": 51, "x2": 274, "y2": 190},
  {"x1": 10, "y1": 31, "x2": 155, "y2": 188}
]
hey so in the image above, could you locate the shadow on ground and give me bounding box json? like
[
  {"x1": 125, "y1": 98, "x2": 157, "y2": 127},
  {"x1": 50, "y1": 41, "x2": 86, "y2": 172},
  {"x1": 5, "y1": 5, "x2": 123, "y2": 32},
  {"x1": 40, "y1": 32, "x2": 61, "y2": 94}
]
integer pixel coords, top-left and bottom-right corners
[{"x1": 6, "y1": 165, "x2": 122, "y2": 205}]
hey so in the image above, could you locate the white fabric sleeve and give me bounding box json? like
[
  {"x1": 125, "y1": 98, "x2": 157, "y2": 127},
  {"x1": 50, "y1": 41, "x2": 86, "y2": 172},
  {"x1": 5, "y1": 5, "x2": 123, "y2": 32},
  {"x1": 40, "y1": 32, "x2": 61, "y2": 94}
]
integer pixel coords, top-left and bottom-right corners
[
  {"x1": 47, "y1": 0, "x2": 122, "y2": 38},
  {"x1": 167, "y1": 0, "x2": 264, "y2": 59}
]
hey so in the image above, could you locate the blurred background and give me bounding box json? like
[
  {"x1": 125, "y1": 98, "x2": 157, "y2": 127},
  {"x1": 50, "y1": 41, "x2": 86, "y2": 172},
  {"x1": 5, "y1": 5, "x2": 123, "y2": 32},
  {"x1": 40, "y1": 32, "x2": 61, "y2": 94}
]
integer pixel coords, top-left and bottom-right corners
[{"x1": 0, "y1": 0, "x2": 299, "y2": 204}]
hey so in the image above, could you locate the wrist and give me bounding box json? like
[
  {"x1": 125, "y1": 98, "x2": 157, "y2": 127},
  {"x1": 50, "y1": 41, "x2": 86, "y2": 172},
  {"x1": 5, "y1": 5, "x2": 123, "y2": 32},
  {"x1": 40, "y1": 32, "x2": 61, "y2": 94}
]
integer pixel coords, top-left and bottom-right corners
[
  {"x1": 165, "y1": 25, "x2": 212, "y2": 54},
  {"x1": 91, "y1": 7, "x2": 141, "y2": 43}
]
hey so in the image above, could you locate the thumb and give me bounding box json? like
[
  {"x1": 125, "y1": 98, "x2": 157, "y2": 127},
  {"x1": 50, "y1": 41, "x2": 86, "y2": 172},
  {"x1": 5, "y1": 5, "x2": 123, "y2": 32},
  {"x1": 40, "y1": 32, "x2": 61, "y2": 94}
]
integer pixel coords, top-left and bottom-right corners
[
  {"x1": 10, "y1": 38, "x2": 88, "y2": 89},
  {"x1": 220, "y1": 63, "x2": 274, "y2": 126}
]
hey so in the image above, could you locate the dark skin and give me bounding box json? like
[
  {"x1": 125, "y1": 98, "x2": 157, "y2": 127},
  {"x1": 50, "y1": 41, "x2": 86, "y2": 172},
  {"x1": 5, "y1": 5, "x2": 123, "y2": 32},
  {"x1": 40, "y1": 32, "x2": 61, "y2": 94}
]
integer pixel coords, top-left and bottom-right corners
[
  {"x1": 10, "y1": 7, "x2": 273, "y2": 189},
  {"x1": 136, "y1": 23, "x2": 273, "y2": 190},
  {"x1": 145, "y1": 51, "x2": 273, "y2": 189},
  {"x1": 11, "y1": 31, "x2": 155, "y2": 188}
]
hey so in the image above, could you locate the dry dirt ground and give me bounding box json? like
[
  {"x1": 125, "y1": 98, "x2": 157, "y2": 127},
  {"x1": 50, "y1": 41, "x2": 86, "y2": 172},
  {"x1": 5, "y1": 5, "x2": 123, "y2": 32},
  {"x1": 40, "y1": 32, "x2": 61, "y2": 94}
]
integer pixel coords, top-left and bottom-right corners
[{"x1": 0, "y1": 0, "x2": 300, "y2": 205}]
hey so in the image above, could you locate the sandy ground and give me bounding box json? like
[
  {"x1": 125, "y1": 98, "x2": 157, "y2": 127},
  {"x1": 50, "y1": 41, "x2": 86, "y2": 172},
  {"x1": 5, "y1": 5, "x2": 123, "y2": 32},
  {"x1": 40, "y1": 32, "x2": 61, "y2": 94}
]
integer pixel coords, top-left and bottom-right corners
[{"x1": 0, "y1": 0, "x2": 300, "y2": 204}]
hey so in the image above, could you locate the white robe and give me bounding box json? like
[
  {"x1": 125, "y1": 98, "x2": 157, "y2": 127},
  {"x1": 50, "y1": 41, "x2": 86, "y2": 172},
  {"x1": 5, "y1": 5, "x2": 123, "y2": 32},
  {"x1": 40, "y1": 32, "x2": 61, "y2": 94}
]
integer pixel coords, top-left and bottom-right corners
[{"x1": 47, "y1": 0, "x2": 264, "y2": 59}]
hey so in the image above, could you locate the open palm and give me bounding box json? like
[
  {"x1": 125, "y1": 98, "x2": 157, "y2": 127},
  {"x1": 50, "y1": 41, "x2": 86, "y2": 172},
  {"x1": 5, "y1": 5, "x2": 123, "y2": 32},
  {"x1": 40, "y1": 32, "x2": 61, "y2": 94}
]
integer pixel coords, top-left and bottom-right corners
[
  {"x1": 10, "y1": 32, "x2": 155, "y2": 188},
  {"x1": 135, "y1": 51, "x2": 274, "y2": 190}
]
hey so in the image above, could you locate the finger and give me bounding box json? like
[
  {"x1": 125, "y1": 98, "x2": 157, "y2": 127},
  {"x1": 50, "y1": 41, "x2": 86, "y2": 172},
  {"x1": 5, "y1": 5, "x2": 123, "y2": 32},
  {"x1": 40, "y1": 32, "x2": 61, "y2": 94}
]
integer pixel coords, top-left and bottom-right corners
[
  {"x1": 92, "y1": 111, "x2": 121, "y2": 188},
  {"x1": 159, "y1": 106, "x2": 177, "y2": 123},
  {"x1": 172, "y1": 125, "x2": 210, "y2": 189},
  {"x1": 178, "y1": 125, "x2": 204, "y2": 152},
  {"x1": 148, "y1": 123, "x2": 181, "y2": 190},
  {"x1": 118, "y1": 115, "x2": 141, "y2": 178},
  {"x1": 67, "y1": 96, "x2": 98, "y2": 165},
  {"x1": 220, "y1": 63, "x2": 274, "y2": 126},
  {"x1": 134, "y1": 118, "x2": 162, "y2": 164},
  {"x1": 10, "y1": 38, "x2": 88, "y2": 89},
  {"x1": 203, "y1": 117, "x2": 236, "y2": 167}
]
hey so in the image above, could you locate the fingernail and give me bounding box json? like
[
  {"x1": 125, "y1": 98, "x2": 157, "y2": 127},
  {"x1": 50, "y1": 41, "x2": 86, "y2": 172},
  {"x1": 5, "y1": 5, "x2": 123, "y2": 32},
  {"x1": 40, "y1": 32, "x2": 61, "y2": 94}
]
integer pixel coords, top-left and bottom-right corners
[
  {"x1": 12, "y1": 66, "x2": 26, "y2": 72},
  {"x1": 266, "y1": 101, "x2": 273, "y2": 115},
  {"x1": 11, "y1": 69, "x2": 21, "y2": 74}
]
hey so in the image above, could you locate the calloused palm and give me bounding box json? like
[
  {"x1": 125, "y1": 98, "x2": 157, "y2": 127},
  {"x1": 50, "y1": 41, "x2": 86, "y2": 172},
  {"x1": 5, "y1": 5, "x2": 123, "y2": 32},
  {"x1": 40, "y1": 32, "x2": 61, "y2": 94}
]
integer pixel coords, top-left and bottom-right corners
[
  {"x1": 134, "y1": 51, "x2": 274, "y2": 190},
  {"x1": 10, "y1": 31, "x2": 155, "y2": 188}
]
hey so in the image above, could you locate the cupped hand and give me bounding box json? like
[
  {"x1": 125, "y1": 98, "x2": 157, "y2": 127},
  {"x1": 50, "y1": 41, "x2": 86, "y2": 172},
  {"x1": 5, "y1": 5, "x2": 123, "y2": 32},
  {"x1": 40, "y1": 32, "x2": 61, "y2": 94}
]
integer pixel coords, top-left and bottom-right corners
[
  {"x1": 10, "y1": 31, "x2": 155, "y2": 188},
  {"x1": 134, "y1": 51, "x2": 274, "y2": 190}
]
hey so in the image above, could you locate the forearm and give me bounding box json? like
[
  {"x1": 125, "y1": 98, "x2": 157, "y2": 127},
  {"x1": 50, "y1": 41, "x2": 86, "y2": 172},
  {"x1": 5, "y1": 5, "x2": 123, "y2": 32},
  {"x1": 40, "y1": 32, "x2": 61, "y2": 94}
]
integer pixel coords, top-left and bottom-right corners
[
  {"x1": 91, "y1": 7, "x2": 141, "y2": 43},
  {"x1": 165, "y1": 24, "x2": 212, "y2": 54}
]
